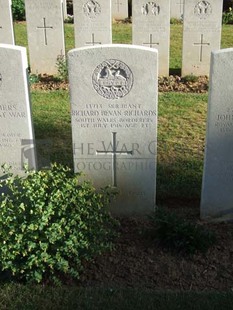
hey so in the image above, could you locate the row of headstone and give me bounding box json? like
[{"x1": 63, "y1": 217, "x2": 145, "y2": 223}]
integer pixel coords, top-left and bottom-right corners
[
  {"x1": 0, "y1": 0, "x2": 223, "y2": 77},
  {"x1": 1, "y1": 42, "x2": 233, "y2": 221}
]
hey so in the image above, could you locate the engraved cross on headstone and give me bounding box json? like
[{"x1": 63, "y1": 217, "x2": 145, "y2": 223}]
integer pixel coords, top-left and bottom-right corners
[
  {"x1": 193, "y1": 34, "x2": 210, "y2": 62},
  {"x1": 96, "y1": 132, "x2": 133, "y2": 187},
  {"x1": 115, "y1": 0, "x2": 123, "y2": 12},
  {"x1": 85, "y1": 33, "x2": 101, "y2": 46},
  {"x1": 37, "y1": 17, "x2": 53, "y2": 46},
  {"x1": 176, "y1": 0, "x2": 184, "y2": 14},
  {"x1": 143, "y1": 34, "x2": 159, "y2": 48}
]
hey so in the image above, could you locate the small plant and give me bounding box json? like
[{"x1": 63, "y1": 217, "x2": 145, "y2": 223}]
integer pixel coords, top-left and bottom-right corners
[
  {"x1": 222, "y1": 7, "x2": 233, "y2": 24},
  {"x1": 12, "y1": 0, "x2": 25, "y2": 21},
  {"x1": 182, "y1": 74, "x2": 198, "y2": 83},
  {"x1": 0, "y1": 164, "x2": 118, "y2": 284},
  {"x1": 64, "y1": 14, "x2": 74, "y2": 24},
  {"x1": 149, "y1": 208, "x2": 216, "y2": 255},
  {"x1": 29, "y1": 74, "x2": 40, "y2": 85},
  {"x1": 56, "y1": 55, "x2": 68, "y2": 82}
]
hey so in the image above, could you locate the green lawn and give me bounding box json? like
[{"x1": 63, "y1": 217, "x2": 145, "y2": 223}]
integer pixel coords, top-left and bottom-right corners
[{"x1": 2, "y1": 22, "x2": 233, "y2": 308}]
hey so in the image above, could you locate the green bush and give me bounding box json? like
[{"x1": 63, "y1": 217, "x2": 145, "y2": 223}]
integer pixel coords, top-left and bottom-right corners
[
  {"x1": 0, "y1": 164, "x2": 118, "y2": 284},
  {"x1": 149, "y1": 208, "x2": 216, "y2": 255},
  {"x1": 56, "y1": 55, "x2": 68, "y2": 82},
  {"x1": 12, "y1": 0, "x2": 25, "y2": 21},
  {"x1": 222, "y1": 7, "x2": 233, "y2": 24}
]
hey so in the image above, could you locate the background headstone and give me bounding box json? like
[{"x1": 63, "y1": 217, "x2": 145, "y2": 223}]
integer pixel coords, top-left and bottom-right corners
[
  {"x1": 201, "y1": 48, "x2": 233, "y2": 222},
  {"x1": 0, "y1": 0, "x2": 15, "y2": 45},
  {"x1": 132, "y1": 0, "x2": 170, "y2": 76},
  {"x1": 68, "y1": 45, "x2": 158, "y2": 216},
  {"x1": 73, "y1": 0, "x2": 112, "y2": 48},
  {"x1": 25, "y1": 0, "x2": 65, "y2": 75},
  {"x1": 0, "y1": 44, "x2": 37, "y2": 178},
  {"x1": 112, "y1": 0, "x2": 128, "y2": 20},
  {"x1": 170, "y1": 0, "x2": 184, "y2": 20},
  {"x1": 182, "y1": 0, "x2": 223, "y2": 76},
  {"x1": 62, "y1": 0, "x2": 68, "y2": 20}
]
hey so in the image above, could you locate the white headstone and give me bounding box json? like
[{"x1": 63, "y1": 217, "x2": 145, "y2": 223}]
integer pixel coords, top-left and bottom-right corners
[
  {"x1": 201, "y1": 49, "x2": 233, "y2": 222},
  {"x1": 25, "y1": 0, "x2": 65, "y2": 75},
  {"x1": 132, "y1": 0, "x2": 170, "y2": 76},
  {"x1": 0, "y1": 44, "x2": 37, "y2": 177},
  {"x1": 68, "y1": 45, "x2": 158, "y2": 216},
  {"x1": 182, "y1": 0, "x2": 223, "y2": 76},
  {"x1": 112, "y1": 0, "x2": 128, "y2": 20},
  {"x1": 170, "y1": 0, "x2": 184, "y2": 20},
  {"x1": 73, "y1": 0, "x2": 112, "y2": 48},
  {"x1": 0, "y1": 0, "x2": 15, "y2": 45}
]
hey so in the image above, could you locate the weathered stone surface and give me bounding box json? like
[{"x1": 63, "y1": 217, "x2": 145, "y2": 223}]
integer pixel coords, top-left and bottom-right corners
[
  {"x1": 68, "y1": 44, "x2": 158, "y2": 215},
  {"x1": 112, "y1": 0, "x2": 128, "y2": 20},
  {"x1": 201, "y1": 48, "x2": 233, "y2": 222},
  {"x1": 25, "y1": 0, "x2": 65, "y2": 75},
  {"x1": 0, "y1": 0, "x2": 14, "y2": 45},
  {"x1": 182, "y1": 0, "x2": 223, "y2": 76},
  {"x1": 0, "y1": 44, "x2": 37, "y2": 177},
  {"x1": 170, "y1": 0, "x2": 184, "y2": 20},
  {"x1": 73, "y1": 0, "x2": 112, "y2": 48},
  {"x1": 132, "y1": 0, "x2": 170, "y2": 76}
]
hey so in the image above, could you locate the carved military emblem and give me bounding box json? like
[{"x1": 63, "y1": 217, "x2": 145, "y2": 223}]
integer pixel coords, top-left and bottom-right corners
[
  {"x1": 194, "y1": 1, "x2": 212, "y2": 19},
  {"x1": 141, "y1": 2, "x2": 160, "y2": 16},
  {"x1": 83, "y1": 0, "x2": 101, "y2": 18},
  {"x1": 92, "y1": 59, "x2": 134, "y2": 100}
]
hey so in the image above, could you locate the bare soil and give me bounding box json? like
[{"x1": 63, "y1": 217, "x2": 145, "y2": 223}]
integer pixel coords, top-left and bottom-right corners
[
  {"x1": 34, "y1": 76, "x2": 233, "y2": 291},
  {"x1": 78, "y1": 203, "x2": 233, "y2": 291},
  {"x1": 30, "y1": 75, "x2": 209, "y2": 93}
]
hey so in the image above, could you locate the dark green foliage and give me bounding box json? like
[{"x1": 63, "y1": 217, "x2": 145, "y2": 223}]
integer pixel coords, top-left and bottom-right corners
[
  {"x1": 222, "y1": 7, "x2": 233, "y2": 24},
  {"x1": 12, "y1": 0, "x2": 25, "y2": 21},
  {"x1": 0, "y1": 164, "x2": 118, "y2": 284},
  {"x1": 149, "y1": 208, "x2": 216, "y2": 255},
  {"x1": 182, "y1": 74, "x2": 198, "y2": 83}
]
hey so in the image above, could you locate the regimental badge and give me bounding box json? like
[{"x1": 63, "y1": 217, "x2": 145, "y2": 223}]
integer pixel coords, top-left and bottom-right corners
[
  {"x1": 194, "y1": 1, "x2": 212, "y2": 19},
  {"x1": 92, "y1": 59, "x2": 134, "y2": 100},
  {"x1": 83, "y1": 0, "x2": 101, "y2": 18},
  {"x1": 141, "y1": 2, "x2": 160, "y2": 16}
]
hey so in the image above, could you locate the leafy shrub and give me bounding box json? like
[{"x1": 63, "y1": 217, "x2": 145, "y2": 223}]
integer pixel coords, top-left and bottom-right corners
[
  {"x1": 222, "y1": 7, "x2": 233, "y2": 24},
  {"x1": 149, "y1": 208, "x2": 216, "y2": 255},
  {"x1": 0, "y1": 164, "x2": 118, "y2": 283},
  {"x1": 12, "y1": 0, "x2": 25, "y2": 21},
  {"x1": 182, "y1": 74, "x2": 198, "y2": 83},
  {"x1": 56, "y1": 55, "x2": 68, "y2": 82}
]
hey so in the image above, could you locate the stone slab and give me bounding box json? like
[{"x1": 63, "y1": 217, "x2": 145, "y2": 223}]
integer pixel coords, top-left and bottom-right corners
[
  {"x1": 182, "y1": 0, "x2": 223, "y2": 76},
  {"x1": 112, "y1": 0, "x2": 128, "y2": 20},
  {"x1": 0, "y1": 44, "x2": 37, "y2": 178},
  {"x1": 73, "y1": 0, "x2": 112, "y2": 48},
  {"x1": 170, "y1": 0, "x2": 184, "y2": 20},
  {"x1": 25, "y1": 0, "x2": 65, "y2": 75},
  {"x1": 68, "y1": 44, "x2": 158, "y2": 216},
  {"x1": 132, "y1": 0, "x2": 170, "y2": 76},
  {"x1": 0, "y1": 0, "x2": 15, "y2": 45},
  {"x1": 201, "y1": 48, "x2": 233, "y2": 222}
]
